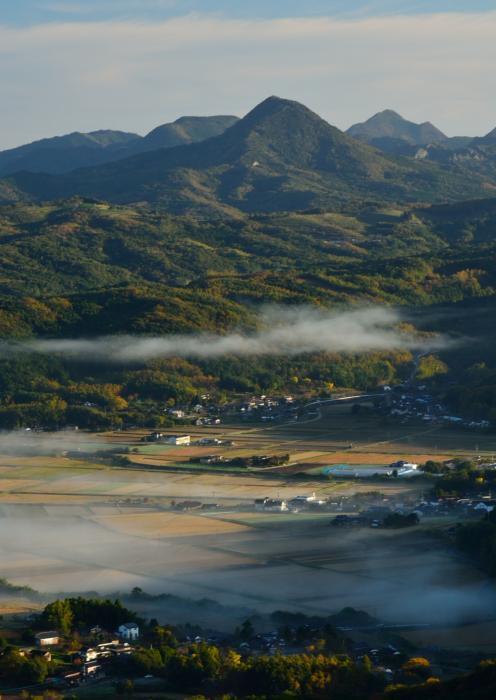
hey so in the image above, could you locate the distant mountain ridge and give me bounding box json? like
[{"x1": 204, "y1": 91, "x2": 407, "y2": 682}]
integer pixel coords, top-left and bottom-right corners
[
  {"x1": 473, "y1": 126, "x2": 496, "y2": 146},
  {"x1": 0, "y1": 115, "x2": 239, "y2": 176},
  {"x1": 0, "y1": 97, "x2": 492, "y2": 213},
  {"x1": 346, "y1": 110, "x2": 490, "y2": 165},
  {"x1": 347, "y1": 109, "x2": 448, "y2": 146},
  {"x1": 141, "y1": 115, "x2": 239, "y2": 151}
]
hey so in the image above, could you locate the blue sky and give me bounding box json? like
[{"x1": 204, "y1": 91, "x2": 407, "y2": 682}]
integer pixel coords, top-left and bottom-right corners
[
  {"x1": 3, "y1": 0, "x2": 496, "y2": 25},
  {"x1": 0, "y1": 2, "x2": 495, "y2": 149}
]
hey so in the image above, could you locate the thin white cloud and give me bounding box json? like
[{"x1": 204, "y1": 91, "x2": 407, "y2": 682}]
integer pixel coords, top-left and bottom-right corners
[
  {"x1": 0, "y1": 12, "x2": 495, "y2": 148},
  {"x1": 0, "y1": 307, "x2": 447, "y2": 362}
]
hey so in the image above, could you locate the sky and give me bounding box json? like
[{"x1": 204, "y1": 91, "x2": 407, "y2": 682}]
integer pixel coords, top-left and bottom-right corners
[{"x1": 0, "y1": 1, "x2": 495, "y2": 149}]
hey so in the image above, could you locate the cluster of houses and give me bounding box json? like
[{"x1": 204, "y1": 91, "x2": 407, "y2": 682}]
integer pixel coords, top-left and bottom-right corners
[
  {"x1": 331, "y1": 494, "x2": 496, "y2": 528},
  {"x1": 165, "y1": 398, "x2": 222, "y2": 424},
  {"x1": 255, "y1": 498, "x2": 288, "y2": 512},
  {"x1": 332, "y1": 505, "x2": 412, "y2": 529},
  {"x1": 250, "y1": 486, "x2": 496, "y2": 522},
  {"x1": 416, "y1": 497, "x2": 495, "y2": 517},
  {"x1": 172, "y1": 500, "x2": 203, "y2": 511},
  {"x1": 196, "y1": 437, "x2": 235, "y2": 447},
  {"x1": 195, "y1": 417, "x2": 221, "y2": 426},
  {"x1": 29, "y1": 624, "x2": 140, "y2": 688},
  {"x1": 141, "y1": 433, "x2": 238, "y2": 447},
  {"x1": 386, "y1": 388, "x2": 491, "y2": 430},
  {"x1": 237, "y1": 395, "x2": 297, "y2": 422},
  {"x1": 163, "y1": 394, "x2": 301, "y2": 425},
  {"x1": 195, "y1": 453, "x2": 290, "y2": 469},
  {"x1": 254, "y1": 493, "x2": 326, "y2": 513},
  {"x1": 160, "y1": 383, "x2": 493, "y2": 432}
]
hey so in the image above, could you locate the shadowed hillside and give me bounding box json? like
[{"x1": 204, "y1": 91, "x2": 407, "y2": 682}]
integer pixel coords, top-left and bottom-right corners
[{"x1": 0, "y1": 97, "x2": 491, "y2": 212}]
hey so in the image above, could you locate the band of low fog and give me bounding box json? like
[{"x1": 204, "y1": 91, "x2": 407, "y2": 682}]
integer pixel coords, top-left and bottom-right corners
[{"x1": 0, "y1": 307, "x2": 447, "y2": 363}]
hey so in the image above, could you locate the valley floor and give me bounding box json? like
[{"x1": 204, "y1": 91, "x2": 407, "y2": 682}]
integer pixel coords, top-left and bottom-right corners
[{"x1": 1, "y1": 413, "x2": 496, "y2": 651}]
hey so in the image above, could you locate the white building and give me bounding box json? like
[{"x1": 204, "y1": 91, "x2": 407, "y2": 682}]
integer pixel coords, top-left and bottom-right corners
[
  {"x1": 35, "y1": 631, "x2": 60, "y2": 647},
  {"x1": 118, "y1": 623, "x2": 139, "y2": 641},
  {"x1": 323, "y1": 465, "x2": 393, "y2": 478},
  {"x1": 324, "y1": 462, "x2": 420, "y2": 479},
  {"x1": 255, "y1": 498, "x2": 288, "y2": 512},
  {"x1": 166, "y1": 435, "x2": 191, "y2": 446}
]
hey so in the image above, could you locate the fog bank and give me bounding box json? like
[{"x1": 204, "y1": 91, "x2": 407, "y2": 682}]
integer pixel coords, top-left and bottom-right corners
[
  {"x1": 0, "y1": 307, "x2": 446, "y2": 363},
  {"x1": 0, "y1": 429, "x2": 112, "y2": 456}
]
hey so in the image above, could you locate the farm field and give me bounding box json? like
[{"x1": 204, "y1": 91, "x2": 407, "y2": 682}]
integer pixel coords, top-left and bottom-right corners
[
  {"x1": 1, "y1": 417, "x2": 495, "y2": 649},
  {"x1": 1, "y1": 492, "x2": 495, "y2": 649},
  {"x1": 0, "y1": 455, "x2": 426, "y2": 504},
  {"x1": 110, "y1": 404, "x2": 496, "y2": 476}
]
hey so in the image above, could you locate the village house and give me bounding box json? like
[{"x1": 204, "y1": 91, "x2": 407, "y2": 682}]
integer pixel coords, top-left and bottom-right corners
[
  {"x1": 35, "y1": 631, "x2": 60, "y2": 647},
  {"x1": 141, "y1": 431, "x2": 165, "y2": 442},
  {"x1": 255, "y1": 497, "x2": 288, "y2": 512},
  {"x1": 83, "y1": 660, "x2": 103, "y2": 678},
  {"x1": 173, "y1": 500, "x2": 202, "y2": 511},
  {"x1": 79, "y1": 647, "x2": 99, "y2": 662},
  {"x1": 118, "y1": 622, "x2": 139, "y2": 641},
  {"x1": 166, "y1": 435, "x2": 191, "y2": 446},
  {"x1": 289, "y1": 493, "x2": 325, "y2": 510}
]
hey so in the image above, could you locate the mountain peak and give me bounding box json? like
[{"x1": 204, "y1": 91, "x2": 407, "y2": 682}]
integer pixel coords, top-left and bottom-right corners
[
  {"x1": 3, "y1": 96, "x2": 485, "y2": 214},
  {"x1": 480, "y1": 126, "x2": 496, "y2": 144},
  {"x1": 212, "y1": 95, "x2": 350, "y2": 172},
  {"x1": 373, "y1": 109, "x2": 405, "y2": 120},
  {"x1": 139, "y1": 115, "x2": 239, "y2": 150},
  {"x1": 0, "y1": 116, "x2": 239, "y2": 177},
  {"x1": 242, "y1": 95, "x2": 310, "y2": 121},
  {"x1": 173, "y1": 114, "x2": 238, "y2": 126},
  {"x1": 348, "y1": 110, "x2": 447, "y2": 145},
  {"x1": 255, "y1": 95, "x2": 299, "y2": 108},
  {"x1": 233, "y1": 96, "x2": 335, "y2": 141}
]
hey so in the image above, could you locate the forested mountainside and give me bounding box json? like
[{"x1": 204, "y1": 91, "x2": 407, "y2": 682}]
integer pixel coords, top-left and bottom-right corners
[
  {"x1": 1, "y1": 98, "x2": 494, "y2": 214},
  {"x1": 347, "y1": 109, "x2": 448, "y2": 146},
  {"x1": 0, "y1": 97, "x2": 495, "y2": 429},
  {"x1": 0, "y1": 195, "x2": 494, "y2": 428},
  {"x1": 0, "y1": 115, "x2": 239, "y2": 176}
]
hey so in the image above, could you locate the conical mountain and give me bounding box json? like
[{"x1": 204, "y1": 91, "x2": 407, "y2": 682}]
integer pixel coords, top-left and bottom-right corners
[
  {"x1": 348, "y1": 109, "x2": 447, "y2": 146},
  {"x1": 197, "y1": 96, "x2": 386, "y2": 172},
  {"x1": 1, "y1": 97, "x2": 488, "y2": 212}
]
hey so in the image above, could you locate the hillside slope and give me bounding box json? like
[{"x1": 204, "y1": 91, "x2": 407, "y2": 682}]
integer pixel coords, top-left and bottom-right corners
[
  {"x1": 348, "y1": 109, "x2": 447, "y2": 145},
  {"x1": 0, "y1": 196, "x2": 494, "y2": 428},
  {"x1": 0, "y1": 116, "x2": 239, "y2": 176},
  {"x1": 0, "y1": 97, "x2": 491, "y2": 213},
  {"x1": 0, "y1": 130, "x2": 139, "y2": 176}
]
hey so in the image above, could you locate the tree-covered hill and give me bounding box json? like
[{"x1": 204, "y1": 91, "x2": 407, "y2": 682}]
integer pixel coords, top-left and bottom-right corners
[
  {"x1": 347, "y1": 109, "x2": 448, "y2": 146},
  {"x1": 0, "y1": 201, "x2": 492, "y2": 350},
  {"x1": 0, "y1": 197, "x2": 494, "y2": 316},
  {"x1": 0, "y1": 194, "x2": 494, "y2": 428},
  {"x1": 1, "y1": 97, "x2": 492, "y2": 213},
  {"x1": 0, "y1": 115, "x2": 239, "y2": 177}
]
